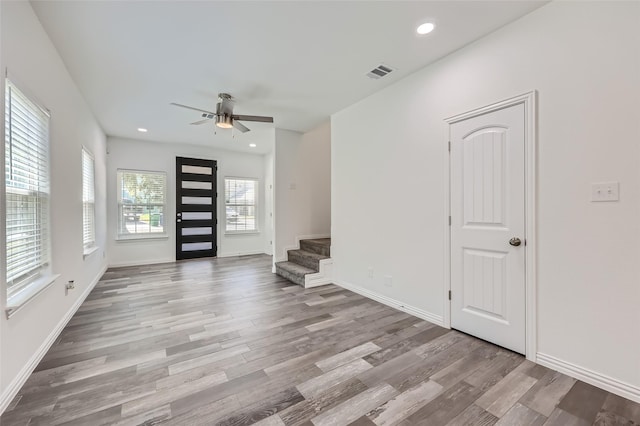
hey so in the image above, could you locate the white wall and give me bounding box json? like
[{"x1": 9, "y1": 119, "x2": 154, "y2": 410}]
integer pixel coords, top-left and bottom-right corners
[
  {"x1": 107, "y1": 137, "x2": 269, "y2": 266},
  {"x1": 304, "y1": 122, "x2": 332, "y2": 239},
  {"x1": 263, "y1": 147, "x2": 275, "y2": 255},
  {"x1": 332, "y1": 1, "x2": 640, "y2": 399},
  {"x1": 0, "y1": 0, "x2": 4, "y2": 405},
  {"x1": 274, "y1": 122, "x2": 331, "y2": 262},
  {"x1": 0, "y1": 1, "x2": 108, "y2": 410}
]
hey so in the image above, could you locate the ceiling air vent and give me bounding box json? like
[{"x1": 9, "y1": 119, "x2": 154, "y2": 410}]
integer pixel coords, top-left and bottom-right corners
[{"x1": 366, "y1": 64, "x2": 395, "y2": 80}]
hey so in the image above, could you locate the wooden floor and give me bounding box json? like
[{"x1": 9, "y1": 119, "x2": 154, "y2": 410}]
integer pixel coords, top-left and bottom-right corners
[{"x1": 2, "y1": 255, "x2": 639, "y2": 425}]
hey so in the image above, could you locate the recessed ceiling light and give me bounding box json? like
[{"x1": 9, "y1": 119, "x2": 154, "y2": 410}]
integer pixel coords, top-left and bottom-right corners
[
  {"x1": 137, "y1": 128, "x2": 148, "y2": 133},
  {"x1": 416, "y1": 22, "x2": 435, "y2": 35},
  {"x1": 249, "y1": 143, "x2": 257, "y2": 148}
]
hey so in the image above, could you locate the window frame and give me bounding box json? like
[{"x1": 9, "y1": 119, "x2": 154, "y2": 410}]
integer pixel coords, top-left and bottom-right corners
[
  {"x1": 4, "y1": 78, "x2": 55, "y2": 302},
  {"x1": 224, "y1": 177, "x2": 259, "y2": 235},
  {"x1": 116, "y1": 169, "x2": 167, "y2": 241},
  {"x1": 81, "y1": 147, "x2": 97, "y2": 253}
]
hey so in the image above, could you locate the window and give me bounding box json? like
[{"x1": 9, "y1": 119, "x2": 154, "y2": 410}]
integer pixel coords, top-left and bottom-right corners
[
  {"x1": 5, "y1": 79, "x2": 51, "y2": 296},
  {"x1": 225, "y1": 178, "x2": 257, "y2": 233},
  {"x1": 117, "y1": 170, "x2": 166, "y2": 238},
  {"x1": 82, "y1": 148, "x2": 96, "y2": 250}
]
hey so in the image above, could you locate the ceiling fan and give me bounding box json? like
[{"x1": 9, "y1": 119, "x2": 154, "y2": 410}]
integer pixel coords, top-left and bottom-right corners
[{"x1": 170, "y1": 93, "x2": 273, "y2": 133}]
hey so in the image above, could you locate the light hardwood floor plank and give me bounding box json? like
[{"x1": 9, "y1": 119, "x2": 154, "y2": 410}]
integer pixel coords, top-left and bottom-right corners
[{"x1": 1, "y1": 254, "x2": 637, "y2": 425}]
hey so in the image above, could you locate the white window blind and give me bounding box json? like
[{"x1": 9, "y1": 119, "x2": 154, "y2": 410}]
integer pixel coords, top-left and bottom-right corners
[
  {"x1": 82, "y1": 148, "x2": 95, "y2": 249},
  {"x1": 117, "y1": 170, "x2": 166, "y2": 238},
  {"x1": 5, "y1": 79, "x2": 51, "y2": 294},
  {"x1": 225, "y1": 178, "x2": 257, "y2": 232}
]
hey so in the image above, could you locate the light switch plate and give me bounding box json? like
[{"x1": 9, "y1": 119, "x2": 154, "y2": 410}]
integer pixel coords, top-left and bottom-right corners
[{"x1": 591, "y1": 182, "x2": 619, "y2": 202}]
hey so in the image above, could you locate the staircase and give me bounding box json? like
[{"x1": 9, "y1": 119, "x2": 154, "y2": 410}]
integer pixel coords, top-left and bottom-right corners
[{"x1": 275, "y1": 238, "x2": 331, "y2": 287}]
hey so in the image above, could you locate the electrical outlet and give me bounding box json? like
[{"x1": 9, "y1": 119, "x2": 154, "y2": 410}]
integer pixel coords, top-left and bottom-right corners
[
  {"x1": 384, "y1": 275, "x2": 393, "y2": 287},
  {"x1": 591, "y1": 182, "x2": 619, "y2": 202},
  {"x1": 367, "y1": 267, "x2": 374, "y2": 279}
]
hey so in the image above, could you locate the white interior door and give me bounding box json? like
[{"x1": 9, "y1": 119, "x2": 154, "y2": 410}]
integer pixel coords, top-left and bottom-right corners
[{"x1": 450, "y1": 103, "x2": 526, "y2": 354}]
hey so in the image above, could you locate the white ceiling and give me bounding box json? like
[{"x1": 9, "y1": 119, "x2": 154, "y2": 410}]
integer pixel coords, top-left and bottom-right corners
[{"x1": 30, "y1": 1, "x2": 546, "y2": 154}]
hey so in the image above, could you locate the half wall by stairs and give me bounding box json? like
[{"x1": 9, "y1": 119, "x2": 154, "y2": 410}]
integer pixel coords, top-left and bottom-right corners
[{"x1": 275, "y1": 238, "x2": 332, "y2": 288}]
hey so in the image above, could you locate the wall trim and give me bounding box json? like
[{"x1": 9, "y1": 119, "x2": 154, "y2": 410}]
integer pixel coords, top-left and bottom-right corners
[
  {"x1": 443, "y1": 90, "x2": 538, "y2": 361},
  {"x1": 110, "y1": 252, "x2": 269, "y2": 267},
  {"x1": 107, "y1": 258, "x2": 174, "y2": 268},
  {"x1": 0, "y1": 264, "x2": 107, "y2": 415},
  {"x1": 304, "y1": 258, "x2": 334, "y2": 288},
  {"x1": 537, "y1": 352, "x2": 640, "y2": 404},
  {"x1": 334, "y1": 279, "x2": 444, "y2": 327},
  {"x1": 217, "y1": 251, "x2": 267, "y2": 258}
]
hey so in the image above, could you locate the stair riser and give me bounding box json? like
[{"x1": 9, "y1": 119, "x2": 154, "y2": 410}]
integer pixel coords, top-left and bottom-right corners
[
  {"x1": 287, "y1": 251, "x2": 320, "y2": 271},
  {"x1": 300, "y1": 240, "x2": 330, "y2": 257},
  {"x1": 275, "y1": 265, "x2": 306, "y2": 287}
]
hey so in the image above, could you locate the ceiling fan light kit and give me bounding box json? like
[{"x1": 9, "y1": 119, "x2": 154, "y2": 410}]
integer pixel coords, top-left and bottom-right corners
[
  {"x1": 170, "y1": 93, "x2": 273, "y2": 134},
  {"x1": 216, "y1": 114, "x2": 233, "y2": 129}
]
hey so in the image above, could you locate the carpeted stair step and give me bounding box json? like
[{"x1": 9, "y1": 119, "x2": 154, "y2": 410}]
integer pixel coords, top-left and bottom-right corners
[
  {"x1": 299, "y1": 238, "x2": 331, "y2": 257},
  {"x1": 275, "y1": 261, "x2": 315, "y2": 287},
  {"x1": 287, "y1": 249, "x2": 328, "y2": 272}
]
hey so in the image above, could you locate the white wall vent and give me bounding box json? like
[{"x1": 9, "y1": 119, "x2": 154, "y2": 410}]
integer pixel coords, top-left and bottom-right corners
[{"x1": 366, "y1": 64, "x2": 395, "y2": 79}]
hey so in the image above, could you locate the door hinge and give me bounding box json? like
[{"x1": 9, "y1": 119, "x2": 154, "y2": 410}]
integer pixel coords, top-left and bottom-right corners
[
  {"x1": 448, "y1": 290, "x2": 452, "y2": 300},
  {"x1": 448, "y1": 141, "x2": 451, "y2": 152},
  {"x1": 448, "y1": 216, "x2": 451, "y2": 226}
]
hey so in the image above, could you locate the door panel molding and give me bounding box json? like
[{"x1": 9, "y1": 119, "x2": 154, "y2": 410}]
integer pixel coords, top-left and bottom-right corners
[{"x1": 443, "y1": 91, "x2": 537, "y2": 361}]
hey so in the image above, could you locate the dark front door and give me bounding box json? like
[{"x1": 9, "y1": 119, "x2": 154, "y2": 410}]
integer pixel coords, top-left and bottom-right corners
[{"x1": 176, "y1": 157, "x2": 217, "y2": 260}]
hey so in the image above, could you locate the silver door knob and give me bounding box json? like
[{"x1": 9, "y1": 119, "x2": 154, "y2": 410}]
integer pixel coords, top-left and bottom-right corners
[
  {"x1": 177, "y1": 219, "x2": 182, "y2": 223},
  {"x1": 509, "y1": 237, "x2": 522, "y2": 247}
]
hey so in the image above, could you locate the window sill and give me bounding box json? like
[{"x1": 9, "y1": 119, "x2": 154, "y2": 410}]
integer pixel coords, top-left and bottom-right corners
[
  {"x1": 116, "y1": 234, "x2": 168, "y2": 242},
  {"x1": 6, "y1": 274, "x2": 61, "y2": 319},
  {"x1": 83, "y1": 245, "x2": 99, "y2": 259},
  {"x1": 224, "y1": 231, "x2": 260, "y2": 236}
]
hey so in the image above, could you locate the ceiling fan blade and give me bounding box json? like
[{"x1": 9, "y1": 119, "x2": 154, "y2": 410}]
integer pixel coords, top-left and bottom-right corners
[
  {"x1": 170, "y1": 102, "x2": 217, "y2": 116},
  {"x1": 233, "y1": 114, "x2": 274, "y2": 123},
  {"x1": 190, "y1": 119, "x2": 211, "y2": 125},
  {"x1": 232, "y1": 120, "x2": 250, "y2": 133}
]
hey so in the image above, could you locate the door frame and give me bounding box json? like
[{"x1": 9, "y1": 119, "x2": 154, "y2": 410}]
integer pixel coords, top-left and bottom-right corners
[
  {"x1": 175, "y1": 156, "x2": 218, "y2": 260},
  {"x1": 443, "y1": 91, "x2": 538, "y2": 361}
]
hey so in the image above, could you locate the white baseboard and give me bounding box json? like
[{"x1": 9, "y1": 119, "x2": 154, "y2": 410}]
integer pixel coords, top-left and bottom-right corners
[
  {"x1": 334, "y1": 279, "x2": 445, "y2": 327},
  {"x1": 108, "y1": 258, "x2": 174, "y2": 268},
  {"x1": 110, "y1": 252, "x2": 268, "y2": 267},
  {"x1": 217, "y1": 251, "x2": 267, "y2": 258},
  {"x1": 304, "y1": 258, "x2": 333, "y2": 288},
  {"x1": 0, "y1": 264, "x2": 107, "y2": 415},
  {"x1": 536, "y1": 352, "x2": 640, "y2": 404}
]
